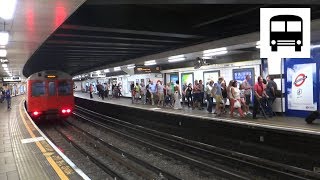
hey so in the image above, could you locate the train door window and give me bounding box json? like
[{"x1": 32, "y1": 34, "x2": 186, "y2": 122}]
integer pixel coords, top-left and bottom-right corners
[
  {"x1": 32, "y1": 81, "x2": 46, "y2": 96},
  {"x1": 48, "y1": 82, "x2": 56, "y2": 96},
  {"x1": 58, "y1": 81, "x2": 72, "y2": 96}
]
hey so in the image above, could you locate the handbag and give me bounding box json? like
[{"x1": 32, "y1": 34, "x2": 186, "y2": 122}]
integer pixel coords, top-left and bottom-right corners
[{"x1": 234, "y1": 100, "x2": 241, "y2": 108}]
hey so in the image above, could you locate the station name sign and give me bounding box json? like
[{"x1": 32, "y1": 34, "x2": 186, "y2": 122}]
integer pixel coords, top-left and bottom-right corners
[
  {"x1": 134, "y1": 66, "x2": 161, "y2": 74},
  {"x1": 3, "y1": 76, "x2": 21, "y2": 82}
]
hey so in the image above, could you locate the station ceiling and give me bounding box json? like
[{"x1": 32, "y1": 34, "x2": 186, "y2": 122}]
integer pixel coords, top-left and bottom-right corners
[{"x1": 22, "y1": 2, "x2": 320, "y2": 77}]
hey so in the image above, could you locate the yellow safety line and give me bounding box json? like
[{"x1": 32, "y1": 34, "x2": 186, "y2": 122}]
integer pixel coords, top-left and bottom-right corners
[{"x1": 19, "y1": 100, "x2": 69, "y2": 180}]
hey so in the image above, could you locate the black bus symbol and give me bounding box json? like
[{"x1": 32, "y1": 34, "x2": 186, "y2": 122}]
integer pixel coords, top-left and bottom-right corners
[{"x1": 270, "y1": 15, "x2": 303, "y2": 52}]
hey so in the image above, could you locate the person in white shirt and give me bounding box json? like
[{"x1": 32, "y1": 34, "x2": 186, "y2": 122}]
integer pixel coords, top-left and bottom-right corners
[
  {"x1": 206, "y1": 81, "x2": 214, "y2": 113},
  {"x1": 242, "y1": 75, "x2": 252, "y2": 106}
]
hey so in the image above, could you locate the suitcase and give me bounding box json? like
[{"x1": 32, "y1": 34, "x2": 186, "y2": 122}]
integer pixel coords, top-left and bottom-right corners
[{"x1": 305, "y1": 111, "x2": 319, "y2": 124}]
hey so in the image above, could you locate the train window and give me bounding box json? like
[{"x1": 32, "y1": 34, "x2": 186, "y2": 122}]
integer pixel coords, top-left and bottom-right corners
[
  {"x1": 48, "y1": 82, "x2": 55, "y2": 96},
  {"x1": 58, "y1": 81, "x2": 72, "y2": 96},
  {"x1": 32, "y1": 81, "x2": 46, "y2": 96}
]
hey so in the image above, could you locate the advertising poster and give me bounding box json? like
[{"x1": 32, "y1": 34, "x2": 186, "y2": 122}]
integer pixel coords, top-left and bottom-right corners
[
  {"x1": 170, "y1": 74, "x2": 179, "y2": 84},
  {"x1": 181, "y1": 73, "x2": 193, "y2": 86},
  {"x1": 287, "y1": 63, "x2": 316, "y2": 111},
  {"x1": 203, "y1": 71, "x2": 220, "y2": 85},
  {"x1": 232, "y1": 68, "x2": 255, "y2": 86}
]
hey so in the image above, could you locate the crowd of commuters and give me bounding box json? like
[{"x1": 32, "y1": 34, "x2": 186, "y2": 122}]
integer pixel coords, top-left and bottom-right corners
[{"x1": 87, "y1": 74, "x2": 278, "y2": 119}]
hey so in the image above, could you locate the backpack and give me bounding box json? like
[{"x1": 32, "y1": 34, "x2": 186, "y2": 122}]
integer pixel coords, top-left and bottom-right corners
[{"x1": 6, "y1": 90, "x2": 11, "y2": 98}]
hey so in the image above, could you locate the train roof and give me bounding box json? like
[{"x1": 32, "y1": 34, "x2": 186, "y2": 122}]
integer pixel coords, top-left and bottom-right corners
[{"x1": 27, "y1": 70, "x2": 72, "y2": 81}]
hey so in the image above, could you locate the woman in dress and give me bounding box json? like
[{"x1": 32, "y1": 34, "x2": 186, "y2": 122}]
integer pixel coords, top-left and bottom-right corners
[{"x1": 173, "y1": 80, "x2": 182, "y2": 110}]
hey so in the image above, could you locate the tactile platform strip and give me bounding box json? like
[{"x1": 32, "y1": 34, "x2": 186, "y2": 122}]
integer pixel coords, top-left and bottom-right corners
[{"x1": 10, "y1": 104, "x2": 59, "y2": 180}]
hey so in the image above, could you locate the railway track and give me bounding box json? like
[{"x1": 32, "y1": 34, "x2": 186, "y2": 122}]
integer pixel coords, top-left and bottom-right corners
[{"x1": 72, "y1": 105, "x2": 320, "y2": 180}]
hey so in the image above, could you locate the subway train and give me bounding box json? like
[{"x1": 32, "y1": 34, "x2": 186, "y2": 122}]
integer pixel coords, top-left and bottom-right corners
[{"x1": 26, "y1": 70, "x2": 74, "y2": 120}]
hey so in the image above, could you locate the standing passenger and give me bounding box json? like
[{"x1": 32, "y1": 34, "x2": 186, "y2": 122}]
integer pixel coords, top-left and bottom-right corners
[
  {"x1": 185, "y1": 83, "x2": 193, "y2": 108},
  {"x1": 89, "y1": 84, "x2": 93, "y2": 99},
  {"x1": 173, "y1": 80, "x2": 182, "y2": 110},
  {"x1": 253, "y1": 76, "x2": 264, "y2": 119},
  {"x1": 5, "y1": 86, "x2": 11, "y2": 109},
  {"x1": 206, "y1": 81, "x2": 214, "y2": 113},
  {"x1": 213, "y1": 77, "x2": 224, "y2": 116},
  {"x1": 157, "y1": 81, "x2": 164, "y2": 107},
  {"x1": 221, "y1": 81, "x2": 228, "y2": 114},
  {"x1": 230, "y1": 81, "x2": 244, "y2": 118},
  {"x1": 266, "y1": 75, "x2": 277, "y2": 117},
  {"x1": 242, "y1": 75, "x2": 252, "y2": 107},
  {"x1": 149, "y1": 81, "x2": 157, "y2": 105},
  {"x1": 134, "y1": 83, "x2": 140, "y2": 103},
  {"x1": 199, "y1": 80, "x2": 204, "y2": 109}
]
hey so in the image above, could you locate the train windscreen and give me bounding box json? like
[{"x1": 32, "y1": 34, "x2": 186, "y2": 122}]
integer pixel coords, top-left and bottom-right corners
[
  {"x1": 58, "y1": 81, "x2": 72, "y2": 96},
  {"x1": 32, "y1": 81, "x2": 46, "y2": 96}
]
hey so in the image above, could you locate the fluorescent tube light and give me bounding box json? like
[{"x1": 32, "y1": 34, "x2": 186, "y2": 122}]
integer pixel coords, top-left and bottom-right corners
[
  {"x1": 2, "y1": 64, "x2": 7, "y2": 67},
  {"x1": 127, "y1": 64, "x2": 135, "y2": 69},
  {"x1": 96, "y1": 70, "x2": 101, "y2": 74},
  {"x1": 168, "y1": 54, "x2": 184, "y2": 60},
  {"x1": 168, "y1": 57, "x2": 186, "y2": 62},
  {"x1": 144, "y1": 60, "x2": 156, "y2": 66},
  {"x1": 203, "y1": 47, "x2": 227, "y2": 54},
  {"x1": 0, "y1": 32, "x2": 9, "y2": 46},
  {"x1": 0, "y1": 0, "x2": 17, "y2": 20},
  {"x1": 114, "y1": 67, "x2": 121, "y2": 71},
  {"x1": 4, "y1": 67, "x2": 8, "y2": 70},
  {"x1": 203, "y1": 50, "x2": 228, "y2": 57},
  {"x1": 0, "y1": 49, "x2": 7, "y2": 57},
  {"x1": 104, "y1": 69, "x2": 109, "y2": 73}
]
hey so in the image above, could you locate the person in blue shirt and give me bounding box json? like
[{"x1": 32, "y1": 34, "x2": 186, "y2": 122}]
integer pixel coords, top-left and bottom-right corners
[{"x1": 5, "y1": 86, "x2": 11, "y2": 110}]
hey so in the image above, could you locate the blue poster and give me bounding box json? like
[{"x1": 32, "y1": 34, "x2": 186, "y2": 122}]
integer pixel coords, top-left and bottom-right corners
[
  {"x1": 170, "y1": 74, "x2": 178, "y2": 83},
  {"x1": 232, "y1": 68, "x2": 255, "y2": 86}
]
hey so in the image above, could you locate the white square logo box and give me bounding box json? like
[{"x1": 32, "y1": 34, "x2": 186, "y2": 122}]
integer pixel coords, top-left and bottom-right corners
[{"x1": 260, "y1": 8, "x2": 310, "y2": 59}]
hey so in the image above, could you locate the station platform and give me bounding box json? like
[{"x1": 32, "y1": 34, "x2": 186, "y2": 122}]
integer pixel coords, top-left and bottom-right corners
[
  {"x1": 0, "y1": 96, "x2": 88, "y2": 180},
  {"x1": 75, "y1": 92, "x2": 320, "y2": 136}
]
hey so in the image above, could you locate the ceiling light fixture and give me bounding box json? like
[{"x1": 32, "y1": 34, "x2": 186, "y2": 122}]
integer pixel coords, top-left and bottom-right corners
[
  {"x1": 114, "y1": 67, "x2": 121, "y2": 71},
  {"x1": 203, "y1": 47, "x2": 227, "y2": 54},
  {"x1": 0, "y1": 32, "x2": 9, "y2": 46},
  {"x1": 0, "y1": 0, "x2": 17, "y2": 20},
  {"x1": 2, "y1": 63, "x2": 7, "y2": 67},
  {"x1": 168, "y1": 55, "x2": 186, "y2": 63},
  {"x1": 168, "y1": 57, "x2": 186, "y2": 63},
  {"x1": 203, "y1": 47, "x2": 228, "y2": 57},
  {"x1": 0, "y1": 49, "x2": 7, "y2": 57},
  {"x1": 203, "y1": 50, "x2": 228, "y2": 57},
  {"x1": 104, "y1": 69, "x2": 109, "y2": 73},
  {"x1": 168, "y1": 54, "x2": 184, "y2": 60},
  {"x1": 4, "y1": 67, "x2": 8, "y2": 71},
  {"x1": 96, "y1": 70, "x2": 101, "y2": 74},
  {"x1": 144, "y1": 60, "x2": 156, "y2": 66},
  {"x1": 127, "y1": 64, "x2": 135, "y2": 69}
]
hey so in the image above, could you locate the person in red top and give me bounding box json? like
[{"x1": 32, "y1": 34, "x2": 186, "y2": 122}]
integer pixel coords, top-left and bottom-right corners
[{"x1": 253, "y1": 76, "x2": 264, "y2": 119}]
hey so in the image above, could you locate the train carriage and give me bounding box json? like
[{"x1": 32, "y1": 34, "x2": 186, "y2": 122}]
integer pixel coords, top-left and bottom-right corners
[{"x1": 26, "y1": 70, "x2": 74, "y2": 120}]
